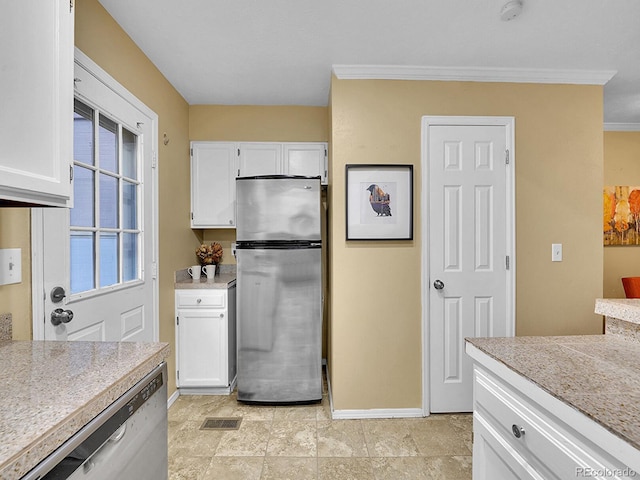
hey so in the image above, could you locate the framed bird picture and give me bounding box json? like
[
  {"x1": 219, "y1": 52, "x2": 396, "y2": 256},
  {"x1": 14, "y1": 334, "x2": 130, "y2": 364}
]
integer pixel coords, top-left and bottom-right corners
[{"x1": 345, "y1": 164, "x2": 413, "y2": 240}]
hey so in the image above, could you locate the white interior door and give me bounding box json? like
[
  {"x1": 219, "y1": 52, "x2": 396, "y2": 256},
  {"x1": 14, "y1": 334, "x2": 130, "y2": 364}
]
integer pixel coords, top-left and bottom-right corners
[
  {"x1": 33, "y1": 51, "x2": 158, "y2": 342},
  {"x1": 423, "y1": 117, "x2": 515, "y2": 413}
]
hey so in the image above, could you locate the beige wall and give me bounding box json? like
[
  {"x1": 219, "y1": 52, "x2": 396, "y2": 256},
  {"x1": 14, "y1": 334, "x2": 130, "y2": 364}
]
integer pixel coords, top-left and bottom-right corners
[
  {"x1": 603, "y1": 131, "x2": 640, "y2": 298},
  {"x1": 74, "y1": 0, "x2": 194, "y2": 395},
  {"x1": 329, "y1": 78, "x2": 604, "y2": 410},
  {"x1": 0, "y1": 209, "x2": 32, "y2": 340}
]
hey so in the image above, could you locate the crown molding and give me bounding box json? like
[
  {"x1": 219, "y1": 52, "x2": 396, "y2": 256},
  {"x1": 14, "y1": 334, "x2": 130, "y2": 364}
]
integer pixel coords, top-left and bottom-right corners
[
  {"x1": 604, "y1": 123, "x2": 640, "y2": 132},
  {"x1": 331, "y1": 65, "x2": 617, "y2": 86}
]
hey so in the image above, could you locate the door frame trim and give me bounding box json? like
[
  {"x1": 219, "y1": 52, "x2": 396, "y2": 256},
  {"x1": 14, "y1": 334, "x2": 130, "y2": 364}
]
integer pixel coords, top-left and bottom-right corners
[
  {"x1": 420, "y1": 115, "x2": 516, "y2": 415},
  {"x1": 31, "y1": 48, "x2": 160, "y2": 341}
]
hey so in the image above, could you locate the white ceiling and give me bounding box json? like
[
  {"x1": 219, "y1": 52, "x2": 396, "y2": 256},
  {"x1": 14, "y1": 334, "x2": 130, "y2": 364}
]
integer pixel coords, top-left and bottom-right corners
[{"x1": 98, "y1": 0, "x2": 640, "y2": 125}]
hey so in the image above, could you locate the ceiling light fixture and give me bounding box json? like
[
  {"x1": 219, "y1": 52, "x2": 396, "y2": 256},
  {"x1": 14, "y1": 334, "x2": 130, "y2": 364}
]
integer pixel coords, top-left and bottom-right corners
[{"x1": 500, "y1": 0, "x2": 523, "y2": 21}]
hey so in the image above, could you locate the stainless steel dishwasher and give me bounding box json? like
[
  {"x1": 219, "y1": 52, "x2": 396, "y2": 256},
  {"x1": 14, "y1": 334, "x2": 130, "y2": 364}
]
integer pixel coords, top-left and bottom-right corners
[{"x1": 22, "y1": 362, "x2": 168, "y2": 480}]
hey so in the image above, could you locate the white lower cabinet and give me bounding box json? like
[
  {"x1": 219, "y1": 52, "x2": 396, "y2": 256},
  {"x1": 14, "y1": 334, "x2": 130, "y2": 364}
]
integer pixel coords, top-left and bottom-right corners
[
  {"x1": 471, "y1": 362, "x2": 634, "y2": 480},
  {"x1": 175, "y1": 286, "x2": 236, "y2": 394}
]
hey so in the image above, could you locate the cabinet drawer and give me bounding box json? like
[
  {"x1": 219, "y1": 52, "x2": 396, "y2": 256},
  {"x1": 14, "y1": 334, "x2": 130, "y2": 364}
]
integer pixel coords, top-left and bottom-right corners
[
  {"x1": 176, "y1": 291, "x2": 226, "y2": 308},
  {"x1": 474, "y1": 367, "x2": 626, "y2": 480}
]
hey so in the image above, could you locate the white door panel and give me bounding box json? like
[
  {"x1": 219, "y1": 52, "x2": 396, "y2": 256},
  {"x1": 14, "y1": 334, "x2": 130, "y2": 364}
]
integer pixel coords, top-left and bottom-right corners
[
  {"x1": 425, "y1": 118, "x2": 514, "y2": 413},
  {"x1": 35, "y1": 52, "x2": 158, "y2": 343}
]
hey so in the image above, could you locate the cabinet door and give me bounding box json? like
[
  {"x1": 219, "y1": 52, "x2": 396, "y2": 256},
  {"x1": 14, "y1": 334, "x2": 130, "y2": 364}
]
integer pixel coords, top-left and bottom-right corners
[
  {"x1": 473, "y1": 414, "x2": 544, "y2": 480},
  {"x1": 191, "y1": 142, "x2": 236, "y2": 227},
  {"x1": 283, "y1": 143, "x2": 328, "y2": 184},
  {"x1": 238, "y1": 143, "x2": 282, "y2": 177},
  {"x1": 177, "y1": 309, "x2": 229, "y2": 387},
  {"x1": 0, "y1": 0, "x2": 74, "y2": 206}
]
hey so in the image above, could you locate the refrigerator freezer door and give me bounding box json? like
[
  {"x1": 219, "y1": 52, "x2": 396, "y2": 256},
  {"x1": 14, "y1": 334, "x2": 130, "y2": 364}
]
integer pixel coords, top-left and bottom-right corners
[
  {"x1": 237, "y1": 246, "x2": 322, "y2": 403},
  {"x1": 236, "y1": 176, "x2": 321, "y2": 242}
]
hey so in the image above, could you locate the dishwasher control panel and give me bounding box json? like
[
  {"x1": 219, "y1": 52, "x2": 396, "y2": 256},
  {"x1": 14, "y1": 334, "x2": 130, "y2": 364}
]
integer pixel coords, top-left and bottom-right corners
[{"x1": 126, "y1": 371, "x2": 164, "y2": 417}]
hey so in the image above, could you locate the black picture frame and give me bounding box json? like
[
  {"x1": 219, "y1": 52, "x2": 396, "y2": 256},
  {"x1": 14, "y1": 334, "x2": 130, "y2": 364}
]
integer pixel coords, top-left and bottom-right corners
[{"x1": 345, "y1": 164, "x2": 413, "y2": 240}]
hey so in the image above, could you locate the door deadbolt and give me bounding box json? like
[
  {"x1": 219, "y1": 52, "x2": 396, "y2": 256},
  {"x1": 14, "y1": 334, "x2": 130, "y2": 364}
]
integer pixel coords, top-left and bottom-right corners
[{"x1": 50, "y1": 286, "x2": 66, "y2": 303}]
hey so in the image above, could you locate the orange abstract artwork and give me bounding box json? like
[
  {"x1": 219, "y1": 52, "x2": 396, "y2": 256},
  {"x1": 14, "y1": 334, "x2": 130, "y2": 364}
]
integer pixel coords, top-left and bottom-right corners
[{"x1": 603, "y1": 186, "x2": 640, "y2": 246}]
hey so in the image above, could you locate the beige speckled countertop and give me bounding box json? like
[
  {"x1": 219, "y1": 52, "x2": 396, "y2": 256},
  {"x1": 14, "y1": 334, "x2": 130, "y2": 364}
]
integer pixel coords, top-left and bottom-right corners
[
  {"x1": 467, "y1": 298, "x2": 640, "y2": 460},
  {"x1": 174, "y1": 265, "x2": 236, "y2": 289},
  {"x1": 0, "y1": 340, "x2": 170, "y2": 480}
]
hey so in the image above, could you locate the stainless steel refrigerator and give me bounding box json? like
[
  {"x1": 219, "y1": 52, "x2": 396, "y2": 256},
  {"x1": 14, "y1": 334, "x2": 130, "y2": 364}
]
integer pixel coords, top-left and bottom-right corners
[{"x1": 235, "y1": 175, "x2": 322, "y2": 404}]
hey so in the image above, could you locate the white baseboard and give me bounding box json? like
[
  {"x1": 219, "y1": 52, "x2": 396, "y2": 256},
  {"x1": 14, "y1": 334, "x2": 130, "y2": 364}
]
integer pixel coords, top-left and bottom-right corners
[
  {"x1": 167, "y1": 389, "x2": 180, "y2": 409},
  {"x1": 331, "y1": 408, "x2": 425, "y2": 420}
]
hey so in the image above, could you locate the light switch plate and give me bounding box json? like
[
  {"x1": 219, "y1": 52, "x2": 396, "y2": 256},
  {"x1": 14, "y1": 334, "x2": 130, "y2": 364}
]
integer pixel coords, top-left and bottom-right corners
[
  {"x1": 0, "y1": 248, "x2": 22, "y2": 285},
  {"x1": 552, "y1": 243, "x2": 562, "y2": 262}
]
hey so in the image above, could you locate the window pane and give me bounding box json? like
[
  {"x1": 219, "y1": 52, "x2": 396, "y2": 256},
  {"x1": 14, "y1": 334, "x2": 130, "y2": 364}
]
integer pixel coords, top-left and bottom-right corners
[
  {"x1": 99, "y1": 114, "x2": 118, "y2": 173},
  {"x1": 122, "y1": 128, "x2": 137, "y2": 180},
  {"x1": 74, "y1": 100, "x2": 94, "y2": 166},
  {"x1": 123, "y1": 181, "x2": 137, "y2": 229},
  {"x1": 100, "y1": 233, "x2": 118, "y2": 287},
  {"x1": 70, "y1": 167, "x2": 94, "y2": 227},
  {"x1": 123, "y1": 233, "x2": 138, "y2": 282},
  {"x1": 70, "y1": 232, "x2": 95, "y2": 294},
  {"x1": 100, "y1": 174, "x2": 118, "y2": 228}
]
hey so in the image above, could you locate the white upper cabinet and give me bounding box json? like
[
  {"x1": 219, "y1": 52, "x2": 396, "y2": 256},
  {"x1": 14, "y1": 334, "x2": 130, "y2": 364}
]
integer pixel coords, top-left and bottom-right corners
[
  {"x1": 0, "y1": 0, "x2": 74, "y2": 206},
  {"x1": 238, "y1": 143, "x2": 282, "y2": 177},
  {"x1": 238, "y1": 142, "x2": 328, "y2": 184},
  {"x1": 191, "y1": 142, "x2": 236, "y2": 228},
  {"x1": 283, "y1": 143, "x2": 327, "y2": 184}
]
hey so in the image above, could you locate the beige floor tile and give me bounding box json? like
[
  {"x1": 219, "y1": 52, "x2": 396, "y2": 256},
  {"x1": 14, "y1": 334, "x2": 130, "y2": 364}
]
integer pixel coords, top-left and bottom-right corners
[
  {"x1": 201, "y1": 456, "x2": 264, "y2": 480},
  {"x1": 317, "y1": 420, "x2": 368, "y2": 457},
  {"x1": 169, "y1": 420, "x2": 224, "y2": 457},
  {"x1": 261, "y1": 457, "x2": 317, "y2": 480},
  {"x1": 266, "y1": 420, "x2": 317, "y2": 456},
  {"x1": 409, "y1": 417, "x2": 472, "y2": 456},
  {"x1": 362, "y1": 419, "x2": 421, "y2": 457},
  {"x1": 215, "y1": 420, "x2": 271, "y2": 456},
  {"x1": 422, "y1": 456, "x2": 472, "y2": 480},
  {"x1": 274, "y1": 404, "x2": 320, "y2": 421},
  {"x1": 169, "y1": 455, "x2": 213, "y2": 480},
  {"x1": 318, "y1": 457, "x2": 376, "y2": 480},
  {"x1": 370, "y1": 456, "x2": 472, "y2": 480}
]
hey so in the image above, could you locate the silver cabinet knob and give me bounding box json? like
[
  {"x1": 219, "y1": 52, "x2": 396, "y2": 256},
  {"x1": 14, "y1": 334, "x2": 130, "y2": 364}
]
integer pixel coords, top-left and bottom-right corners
[
  {"x1": 512, "y1": 424, "x2": 525, "y2": 438},
  {"x1": 433, "y1": 279, "x2": 445, "y2": 290},
  {"x1": 197, "y1": 298, "x2": 202, "y2": 304}
]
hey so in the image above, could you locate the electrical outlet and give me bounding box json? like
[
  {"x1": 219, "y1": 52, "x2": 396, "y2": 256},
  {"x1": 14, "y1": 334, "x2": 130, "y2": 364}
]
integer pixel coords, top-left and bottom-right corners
[
  {"x1": 552, "y1": 244, "x2": 562, "y2": 262},
  {"x1": 0, "y1": 248, "x2": 22, "y2": 285}
]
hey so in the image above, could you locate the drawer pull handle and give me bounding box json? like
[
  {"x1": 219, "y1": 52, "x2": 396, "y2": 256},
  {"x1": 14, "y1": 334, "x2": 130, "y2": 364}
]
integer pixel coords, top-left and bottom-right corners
[{"x1": 512, "y1": 424, "x2": 525, "y2": 438}]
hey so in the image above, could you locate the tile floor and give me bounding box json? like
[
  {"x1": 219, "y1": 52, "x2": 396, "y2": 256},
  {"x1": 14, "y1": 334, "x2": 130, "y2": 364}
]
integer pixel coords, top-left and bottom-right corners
[{"x1": 168, "y1": 386, "x2": 473, "y2": 480}]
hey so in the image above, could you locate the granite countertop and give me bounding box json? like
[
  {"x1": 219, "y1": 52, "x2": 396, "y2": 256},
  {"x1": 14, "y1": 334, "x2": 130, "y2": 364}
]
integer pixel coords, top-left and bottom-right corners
[
  {"x1": 0, "y1": 340, "x2": 170, "y2": 480},
  {"x1": 174, "y1": 265, "x2": 236, "y2": 289},
  {"x1": 466, "y1": 298, "x2": 640, "y2": 456}
]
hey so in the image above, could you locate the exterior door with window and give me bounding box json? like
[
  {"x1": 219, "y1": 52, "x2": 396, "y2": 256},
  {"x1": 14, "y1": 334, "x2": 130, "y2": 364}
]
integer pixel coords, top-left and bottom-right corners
[{"x1": 37, "y1": 53, "x2": 157, "y2": 342}]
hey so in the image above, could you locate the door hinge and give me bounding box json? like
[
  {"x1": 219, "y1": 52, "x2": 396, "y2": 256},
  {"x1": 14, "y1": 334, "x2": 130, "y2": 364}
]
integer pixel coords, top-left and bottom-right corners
[
  {"x1": 190, "y1": 212, "x2": 194, "y2": 220},
  {"x1": 237, "y1": 148, "x2": 240, "y2": 156},
  {"x1": 190, "y1": 148, "x2": 193, "y2": 157},
  {"x1": 69, "y1": 0, "x2": 74, "y2": 13},
  {"x1": 69, "y1": 165, "x2": 73, "y2": 182},
  {"x1": 505, "y1": 149, "x2": 510, "y2": 165},
  {"x1": 506, "y1": 255, "x2": 510, "y2": 270},
  {"x1": 176, "y1": 316, "x2": 179, "y2": 325},
  {"x1": 152, "y1": 150, "x2": 157, "y2": 168},
  {"x1": 151, "y1": 262, "x2": 157, "y2": 279},
  {"x1": 177, "y1": 370, "x2": 179, "y2": 380}
]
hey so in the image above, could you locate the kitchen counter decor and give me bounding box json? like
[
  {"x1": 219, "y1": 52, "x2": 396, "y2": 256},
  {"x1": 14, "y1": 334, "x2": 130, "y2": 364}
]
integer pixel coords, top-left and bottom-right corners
[{"x1": 195, "y1": 242, "x2": 223, "y2": 266}]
